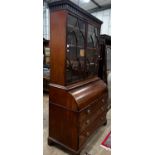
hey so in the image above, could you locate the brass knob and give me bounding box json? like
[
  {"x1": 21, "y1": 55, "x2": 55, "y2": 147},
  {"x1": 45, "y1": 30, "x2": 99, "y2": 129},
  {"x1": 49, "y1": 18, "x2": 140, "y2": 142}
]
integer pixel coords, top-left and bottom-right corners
[
  {"x1": 86, "y1": 132, "x2": 90, "y2": 136},
  {"x1": 86, "y1": 120, "x2": 90, "y2": 125},
  {"x1": 87, "y1": 109, "x2": 91, "y2": 114}
]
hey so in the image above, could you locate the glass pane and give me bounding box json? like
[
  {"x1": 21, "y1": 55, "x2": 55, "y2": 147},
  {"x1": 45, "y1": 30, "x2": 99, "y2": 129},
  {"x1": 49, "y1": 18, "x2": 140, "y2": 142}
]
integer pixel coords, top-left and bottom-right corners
[
  {"x1": 77, "y1": 32, "x2": 84, "y2": 47},
  {"x1": 95, "y1": 27, "x2": 98, "y2": 35},
  {"x1": 92, "y1": 30, "x2": 96, "y2": 48},
  {"x1": 68, "y1": 15, "x2": 77, "y2": 27},
  {"x1": 95, "y1": 27, "x2": 100, "y2": 36},
  {"x1": 87, "y1": 25, "x2": 100, "y2": 48},
  {"x1": 66, "y1": 15, "x2": 86, "y2": 84},
  {"x1": 67, "y1": 31, "x2": 77, "y2": 46},
  {"x1": 88, "y1": 36, "x2": 94, "y2": 48},
  {"x1": 78, "y1": 20, "x2": 85, "y2": 33},
  {"x1": 86, "y1": 25, "x2": 100, "y2": 77},
  {"x1": 86, "y1": 49, "x2": 99, "y2": 77},
  {"x1": 94, "y1": 28, "x2": 100, "y2": 48},
  {"x1": 87, "y1": 24, "x2": 94, "y2": 48},
  {"x1": 76, "y1": 20, "x2": 85, "y2": 47}
]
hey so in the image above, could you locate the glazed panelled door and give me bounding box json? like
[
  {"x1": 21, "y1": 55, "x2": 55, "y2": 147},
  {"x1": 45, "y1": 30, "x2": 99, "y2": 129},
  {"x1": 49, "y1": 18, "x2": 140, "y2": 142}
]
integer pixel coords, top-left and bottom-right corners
[{"x1": 66, "y1": 14, "x2": 86, "y2": 84}]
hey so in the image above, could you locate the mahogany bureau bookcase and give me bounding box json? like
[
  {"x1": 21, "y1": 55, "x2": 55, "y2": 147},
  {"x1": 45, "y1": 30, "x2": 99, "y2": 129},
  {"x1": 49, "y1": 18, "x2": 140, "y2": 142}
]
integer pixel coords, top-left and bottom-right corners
[{"x1": 48, "y1": 0, "x2": 108, "y2": 154}]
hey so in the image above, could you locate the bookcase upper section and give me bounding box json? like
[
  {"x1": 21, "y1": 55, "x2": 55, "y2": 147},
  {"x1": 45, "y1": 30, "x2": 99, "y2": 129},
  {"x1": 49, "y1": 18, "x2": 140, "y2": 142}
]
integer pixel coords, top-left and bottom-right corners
[{"x1": 49, "y1": 0, "x2": 103, "y2": 86}]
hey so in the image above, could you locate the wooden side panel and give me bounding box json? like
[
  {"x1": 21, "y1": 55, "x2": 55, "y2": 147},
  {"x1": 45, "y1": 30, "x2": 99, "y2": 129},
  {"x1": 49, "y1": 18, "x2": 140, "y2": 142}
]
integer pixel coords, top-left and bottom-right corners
[
  {"x1": 49, "y1": 86, "x2": 78, "y2": 111},
  {"x1": 49, "y1": 104, "x2": 79, "y2": 150},
  {"x1": 50, "y1": 10, "x2": 67, "y2": 85}
]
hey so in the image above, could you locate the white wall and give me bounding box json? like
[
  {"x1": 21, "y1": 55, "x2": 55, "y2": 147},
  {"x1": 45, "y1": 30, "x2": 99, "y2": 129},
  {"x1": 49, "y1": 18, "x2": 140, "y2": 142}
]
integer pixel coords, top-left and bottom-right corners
[
  {"x1": 92, "y1": 9, "x2": 111, "y2": 36},
  {"x1": 43, "y1": 2, "x2": 50, "y2": 40}
]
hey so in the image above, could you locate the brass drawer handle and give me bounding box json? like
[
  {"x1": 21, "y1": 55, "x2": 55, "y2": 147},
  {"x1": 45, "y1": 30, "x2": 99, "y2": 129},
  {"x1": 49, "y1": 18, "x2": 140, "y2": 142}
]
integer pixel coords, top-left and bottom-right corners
[
  {"x1": 86, "y1": 132, "x2": 90, "y2": 136},
  {"x1": 87, "y1": 109, "x2": 91, "y2": 114},
  {"x1": 86, "y1": 120, "x2": 90, "y2": 125}
]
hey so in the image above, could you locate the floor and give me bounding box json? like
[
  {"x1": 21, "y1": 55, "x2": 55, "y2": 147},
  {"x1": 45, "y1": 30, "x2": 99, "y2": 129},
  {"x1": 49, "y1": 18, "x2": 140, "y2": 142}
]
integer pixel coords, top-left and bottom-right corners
[{"x1": 43, "y1": 93, "x2": 111, "y2": 155}]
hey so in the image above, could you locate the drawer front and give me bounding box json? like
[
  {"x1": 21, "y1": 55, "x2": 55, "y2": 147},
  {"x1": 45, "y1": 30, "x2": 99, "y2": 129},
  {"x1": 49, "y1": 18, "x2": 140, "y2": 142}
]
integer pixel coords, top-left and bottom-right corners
[
  {"x1": 79, "y1": 102, "x2": 107, "y2": 132},
  {"x1": 79, "y1": 113, "x2": 107, "y2": 147},
  {"x1": 79, "y1": 95, "x2": 107, "y2": 122},
  {"x1": 79, "y1": 95, "x2": 108, "y2": 133}
]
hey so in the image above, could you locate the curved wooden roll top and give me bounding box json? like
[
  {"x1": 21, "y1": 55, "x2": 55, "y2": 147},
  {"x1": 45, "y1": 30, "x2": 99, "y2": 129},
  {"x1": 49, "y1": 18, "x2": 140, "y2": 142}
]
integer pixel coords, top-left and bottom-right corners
[
  {"x1": 69, "y1": 79, "x2": 107, "y2": 111},
  {"x1": 49, "y1": 78, "x2": 107, "y2": 112}
]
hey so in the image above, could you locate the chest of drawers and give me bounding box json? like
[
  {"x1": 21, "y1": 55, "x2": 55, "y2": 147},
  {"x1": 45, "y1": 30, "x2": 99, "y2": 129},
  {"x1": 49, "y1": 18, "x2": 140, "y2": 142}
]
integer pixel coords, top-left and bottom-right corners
[{"x1": 48, "y1": 78, "x2": 108, "y2": 155}]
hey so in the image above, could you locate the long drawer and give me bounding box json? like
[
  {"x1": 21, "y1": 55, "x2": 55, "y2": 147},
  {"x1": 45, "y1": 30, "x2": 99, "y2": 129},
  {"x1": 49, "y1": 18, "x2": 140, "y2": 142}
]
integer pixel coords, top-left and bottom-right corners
[
  {"x1": 79, "y1": 102, "x2": 107, "y2": 133},
  {"x1": 79, "y1": 112, "x2": 107, "y2": 147},
  {"x1": 79, "y1": 95, "x2": 108, "y2": 133}
]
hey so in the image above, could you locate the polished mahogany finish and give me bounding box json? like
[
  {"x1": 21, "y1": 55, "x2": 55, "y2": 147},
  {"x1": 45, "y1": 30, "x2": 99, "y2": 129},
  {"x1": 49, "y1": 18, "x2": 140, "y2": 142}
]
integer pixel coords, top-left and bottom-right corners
[{"x1": 48, "y1": 1, "x2": 108, "y2": 154}]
